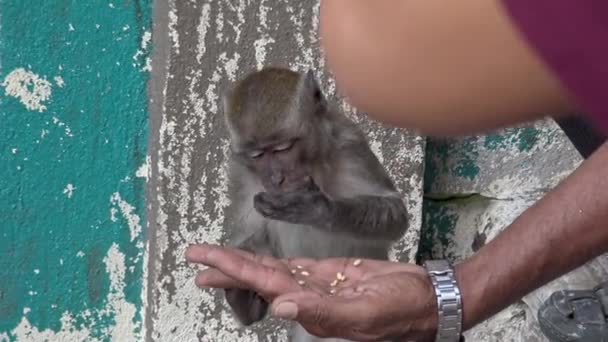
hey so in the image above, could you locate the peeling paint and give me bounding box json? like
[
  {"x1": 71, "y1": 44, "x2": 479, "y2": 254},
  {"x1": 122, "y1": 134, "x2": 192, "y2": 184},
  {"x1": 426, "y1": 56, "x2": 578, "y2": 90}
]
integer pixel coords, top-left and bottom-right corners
[
  {"x1": 8, "y1": 244, "x2": 142, "y2": 342},
  {"x1": 196, "y1": 4, "x2": 211, "y2": 64},
  {"x1": 253, "y1": 0, "x2": 275, "y2": 70},
  {"x1": 62, "y1": 183, "x2": 76, "y2": 198},
  {"x1": 168, "y1": 7, "x2": 180, "y2": 54},
  {"x1": 136, "y1": 157, "x2": 151, "y2": 181},
  {"x1": 1, "y1": 68, "x2": 52, "y2": 112},
  {"x1": 53, "y1": 76, "x2": 64, "y2": 88},
  {"x1": 110, "y1": 192, "x2": 143, "y2": 244}
]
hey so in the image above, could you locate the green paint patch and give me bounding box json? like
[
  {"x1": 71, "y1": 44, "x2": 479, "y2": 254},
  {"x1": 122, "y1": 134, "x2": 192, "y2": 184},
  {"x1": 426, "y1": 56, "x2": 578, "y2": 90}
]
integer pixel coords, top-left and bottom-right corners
[
  {"x1": 0, "y1": 0, "x2": 152, "y2": 340},
  {"x1": 517, "y1": 127, "x2": 540, "y2": 152},
  {"x1": 483, "y1": 127, "x2": 541, "y2": 152},
  {"x1": 424, "y1": 137, "x2": 480, "y2": 192},
  {"x1": 417, "y1": 200, "x2": 459, "y2": 262}
]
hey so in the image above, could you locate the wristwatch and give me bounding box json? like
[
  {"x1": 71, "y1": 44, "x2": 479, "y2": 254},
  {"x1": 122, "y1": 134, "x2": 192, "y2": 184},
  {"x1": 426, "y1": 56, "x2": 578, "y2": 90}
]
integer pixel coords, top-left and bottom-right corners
[{"x1": 423, "y1": 260, "x2": 463, "y2": 342}]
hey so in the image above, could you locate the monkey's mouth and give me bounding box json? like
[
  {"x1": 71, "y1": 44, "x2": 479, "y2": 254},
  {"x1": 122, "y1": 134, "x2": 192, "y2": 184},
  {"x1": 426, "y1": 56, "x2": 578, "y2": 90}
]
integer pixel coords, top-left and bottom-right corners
[{"x1": 265, "y1": 175, "x2": 313, "y2": 193}]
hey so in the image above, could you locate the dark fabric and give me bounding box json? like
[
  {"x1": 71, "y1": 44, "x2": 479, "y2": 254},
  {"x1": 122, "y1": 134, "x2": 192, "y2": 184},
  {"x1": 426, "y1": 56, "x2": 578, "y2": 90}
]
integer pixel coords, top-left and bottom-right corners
[
  {"x1": 501, "y1": 0, "x2": 608, "y2": 133},
  {"x1": 554, "y1": 115, "x2": 606, "y2": 159}
]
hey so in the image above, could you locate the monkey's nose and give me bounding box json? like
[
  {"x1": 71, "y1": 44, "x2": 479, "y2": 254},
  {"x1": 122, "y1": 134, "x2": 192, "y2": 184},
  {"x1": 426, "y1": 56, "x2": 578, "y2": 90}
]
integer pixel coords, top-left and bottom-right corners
[{"x1": 271, "y1": 174, "x2": 285, "y2": 186}]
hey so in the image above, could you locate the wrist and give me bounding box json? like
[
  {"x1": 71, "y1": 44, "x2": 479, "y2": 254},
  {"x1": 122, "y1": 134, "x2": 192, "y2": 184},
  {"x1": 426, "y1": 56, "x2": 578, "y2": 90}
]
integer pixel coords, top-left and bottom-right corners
[
  {"x1": 453, "y1": 256, "x2": 487, "y2": 331},
  {"x1": 399, "y1": 272, "x2": 438, "y2": 342}
]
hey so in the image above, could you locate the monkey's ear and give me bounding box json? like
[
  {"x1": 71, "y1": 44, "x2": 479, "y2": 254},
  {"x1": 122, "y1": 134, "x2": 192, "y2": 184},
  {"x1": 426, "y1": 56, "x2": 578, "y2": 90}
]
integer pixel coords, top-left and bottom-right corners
[
  {"x1": 221, "y1": 89, "x2": 233, "y2": 117},
  {"x1": 299, "y1": 70, "x2": 326, "y2": 111},
  {"x1": 221, "y1": 89, "x2": 237, "y2": 138}
]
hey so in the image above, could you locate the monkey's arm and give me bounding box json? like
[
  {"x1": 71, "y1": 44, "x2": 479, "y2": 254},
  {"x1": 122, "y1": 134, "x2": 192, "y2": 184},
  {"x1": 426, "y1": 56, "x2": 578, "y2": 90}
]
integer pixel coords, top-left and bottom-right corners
[
  {"x1": 254, "y1": 141, "x2": 409, "y2": 241},
  {"x1": 329, "y1": 194, "x2": 408, "y2": 241},
  {"x1": 254, "y1": 181, "x2": 408, "y2": 241}
]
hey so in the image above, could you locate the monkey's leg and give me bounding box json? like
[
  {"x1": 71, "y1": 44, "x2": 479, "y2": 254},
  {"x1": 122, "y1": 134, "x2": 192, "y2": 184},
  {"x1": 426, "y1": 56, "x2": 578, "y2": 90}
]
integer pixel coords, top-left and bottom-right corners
[
  {"x1": 224, "y1": 230, "x2": 272, "y2": 326},
  {"x1": 224, "y1": 288, "x2": 269, "y2": 326}
]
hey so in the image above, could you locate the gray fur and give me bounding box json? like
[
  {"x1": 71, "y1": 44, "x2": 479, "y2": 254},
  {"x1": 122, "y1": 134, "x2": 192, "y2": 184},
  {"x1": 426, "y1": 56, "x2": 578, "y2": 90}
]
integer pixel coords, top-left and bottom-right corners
[{"x1": 221, "y1": 67, "x2": 409, "y2": 341}]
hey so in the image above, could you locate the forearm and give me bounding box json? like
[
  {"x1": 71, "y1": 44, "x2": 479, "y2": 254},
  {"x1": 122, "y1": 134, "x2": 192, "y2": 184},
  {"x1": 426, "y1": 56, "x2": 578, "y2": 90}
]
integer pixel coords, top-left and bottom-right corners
[
  {"x1": 455, "y1": 142, "x2": 608, "y2": 330},
  {"x1": 329, "y1": 195, "x2": 408, "y2": 241}
]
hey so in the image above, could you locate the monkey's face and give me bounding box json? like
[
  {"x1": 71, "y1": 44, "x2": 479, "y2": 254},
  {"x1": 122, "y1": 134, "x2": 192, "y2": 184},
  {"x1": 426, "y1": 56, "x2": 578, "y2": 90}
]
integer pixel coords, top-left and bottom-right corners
[{"x1": 237, "y1": 137, "x2": 313, "y2": 193}]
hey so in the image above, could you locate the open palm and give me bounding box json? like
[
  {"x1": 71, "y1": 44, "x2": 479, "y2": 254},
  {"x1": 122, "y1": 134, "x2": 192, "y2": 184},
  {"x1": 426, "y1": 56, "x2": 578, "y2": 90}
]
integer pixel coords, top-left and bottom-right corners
[{"x1": 186, "y1": 244, "x2": 438, "y2": 341}]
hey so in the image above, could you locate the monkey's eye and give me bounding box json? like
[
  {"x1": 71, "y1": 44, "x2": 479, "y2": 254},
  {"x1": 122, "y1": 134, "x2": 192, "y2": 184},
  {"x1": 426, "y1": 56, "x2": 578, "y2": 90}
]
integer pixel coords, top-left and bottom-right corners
[
  {"x1": 273, "y1": 140, "x2": 294, "y2": 153},
  {"x1": 248, "y1": 150, "x2": 264, "y2": 159}
]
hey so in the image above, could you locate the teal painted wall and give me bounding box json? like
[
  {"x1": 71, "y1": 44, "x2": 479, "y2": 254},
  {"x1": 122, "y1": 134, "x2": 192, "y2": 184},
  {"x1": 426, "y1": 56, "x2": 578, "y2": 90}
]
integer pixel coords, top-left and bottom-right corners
[{"x1": 0, "y1": 1, "x2": 152, "y2": 340}]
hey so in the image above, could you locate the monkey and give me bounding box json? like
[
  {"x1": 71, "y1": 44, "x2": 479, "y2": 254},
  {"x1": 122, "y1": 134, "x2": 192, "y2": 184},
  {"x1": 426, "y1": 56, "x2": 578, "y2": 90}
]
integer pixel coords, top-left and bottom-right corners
[{"x1": 220, "y1": 66, "x2": 409, "y2": 342}]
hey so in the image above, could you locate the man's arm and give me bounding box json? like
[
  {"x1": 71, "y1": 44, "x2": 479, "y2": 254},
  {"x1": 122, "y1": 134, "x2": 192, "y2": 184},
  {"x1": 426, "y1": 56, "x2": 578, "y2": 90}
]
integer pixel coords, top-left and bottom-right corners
[
  {"x1": 319, "y1": 0, "x2": 575, "y2": 136},
  {"x1": 455, "y1": 142, "x2": 608, "y2": 330}
]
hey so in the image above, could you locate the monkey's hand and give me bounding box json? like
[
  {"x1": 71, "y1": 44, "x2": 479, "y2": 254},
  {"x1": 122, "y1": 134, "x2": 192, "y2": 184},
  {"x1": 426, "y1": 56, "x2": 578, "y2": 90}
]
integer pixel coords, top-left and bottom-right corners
[{"x1": 253, "y1": 181, "x2": 333, "y2": 226}]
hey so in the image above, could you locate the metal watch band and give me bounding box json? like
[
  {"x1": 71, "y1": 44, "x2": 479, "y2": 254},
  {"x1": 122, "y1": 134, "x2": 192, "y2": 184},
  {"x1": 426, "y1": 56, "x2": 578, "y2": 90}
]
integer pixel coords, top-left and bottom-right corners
[{"x1": 424, "y1": 260, "x2": 463, "y2": 342}]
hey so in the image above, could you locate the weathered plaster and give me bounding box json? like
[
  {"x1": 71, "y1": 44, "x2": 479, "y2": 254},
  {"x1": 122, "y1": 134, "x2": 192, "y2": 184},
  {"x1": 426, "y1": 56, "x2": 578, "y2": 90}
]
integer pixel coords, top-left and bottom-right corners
[
  {"x1": 148, "y1": 1, "x2": 425, "y2": 340},
  {"x1": 0, "y1": 1, "x2": 152, "y2": 340}
]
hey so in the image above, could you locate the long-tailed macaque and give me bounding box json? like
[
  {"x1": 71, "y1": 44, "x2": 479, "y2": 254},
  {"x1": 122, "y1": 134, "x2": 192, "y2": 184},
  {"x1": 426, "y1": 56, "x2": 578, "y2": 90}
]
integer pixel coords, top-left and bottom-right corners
[{"x1": 221, "y1": 67, "x2": 409, "y2": 341}]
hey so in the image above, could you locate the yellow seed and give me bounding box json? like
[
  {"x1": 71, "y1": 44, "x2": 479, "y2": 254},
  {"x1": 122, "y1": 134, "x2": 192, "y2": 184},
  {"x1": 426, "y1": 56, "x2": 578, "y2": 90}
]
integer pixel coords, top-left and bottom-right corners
[
  {"x1": 301, "y1": 271, "x2": 310, "y2": 276},
  {"x1": 290, "y1": 269, "x2": 297, "y2": 274},
  {"x1": 298, "y1": 280, "x2": 306, "y2": 286},
  {"x1": 330, "y1": 289, "x2": 336, "y2": 294},
  {"x1": 353, "y1": 259, "x2": 362, "y2": 266},
  {"x1": 330, "y1": 279, "x2": 338, "y2": 287},
  {"x1": 337, "y1": 272, "x2": 346, "y2": 281},
  {"x1": 296, "y1": 265, "x2": 303, "y2": 269}
]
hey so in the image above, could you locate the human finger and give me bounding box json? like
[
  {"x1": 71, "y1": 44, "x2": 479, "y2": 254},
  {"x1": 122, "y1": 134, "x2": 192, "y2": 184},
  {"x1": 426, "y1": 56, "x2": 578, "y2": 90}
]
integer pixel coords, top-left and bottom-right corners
[
  {"x1": 187, "y1": 243, "x2": 319, "y2": 270},
  {"x1": 195, "y1": 269, "x2": 248, "y2": 289},
  {"x1": 187, "y1": 243, "x2": 300, "y2": 297}
]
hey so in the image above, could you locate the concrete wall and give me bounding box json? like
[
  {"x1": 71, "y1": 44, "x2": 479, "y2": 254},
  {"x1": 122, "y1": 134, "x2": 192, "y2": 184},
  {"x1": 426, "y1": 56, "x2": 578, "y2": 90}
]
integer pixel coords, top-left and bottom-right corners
[
  {"x1": 1, "y1": 1, "x2": 152, "y2": 341},
  {"x1": 146, "y1": 1, "x2": 424, "y2": 340}
]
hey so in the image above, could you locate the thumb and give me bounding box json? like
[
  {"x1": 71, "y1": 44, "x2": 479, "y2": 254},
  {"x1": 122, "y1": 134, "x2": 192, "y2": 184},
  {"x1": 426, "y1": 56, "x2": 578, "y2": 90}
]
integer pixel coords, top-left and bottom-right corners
[{"x1": 271, "y1": 292, "x2": 370, "y2": 328}]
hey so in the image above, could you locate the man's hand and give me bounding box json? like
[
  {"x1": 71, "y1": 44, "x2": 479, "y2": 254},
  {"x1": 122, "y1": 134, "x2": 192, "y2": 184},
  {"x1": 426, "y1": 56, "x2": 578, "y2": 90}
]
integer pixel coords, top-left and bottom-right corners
[{"x1": 186, "y1": 243, "x2": 438, "y2": 342}]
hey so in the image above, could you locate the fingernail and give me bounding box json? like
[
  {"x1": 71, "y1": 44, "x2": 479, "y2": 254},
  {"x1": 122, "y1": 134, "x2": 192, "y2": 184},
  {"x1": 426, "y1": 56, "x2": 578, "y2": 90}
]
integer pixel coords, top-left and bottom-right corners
[
  {"x1": 273, "y1": 302, "x2": 298, "y2": 320},
  {"x1": 185, "y1": 246, "x2": 193, "y2": 260}
]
